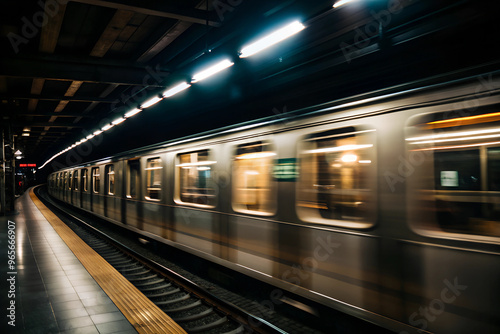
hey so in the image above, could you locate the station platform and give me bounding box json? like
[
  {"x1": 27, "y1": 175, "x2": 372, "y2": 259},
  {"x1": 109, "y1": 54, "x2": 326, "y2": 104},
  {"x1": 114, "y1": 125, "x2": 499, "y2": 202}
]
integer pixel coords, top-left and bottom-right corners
[{"x1": 0, "y1": 188, "x2": 186, "y2": 334}]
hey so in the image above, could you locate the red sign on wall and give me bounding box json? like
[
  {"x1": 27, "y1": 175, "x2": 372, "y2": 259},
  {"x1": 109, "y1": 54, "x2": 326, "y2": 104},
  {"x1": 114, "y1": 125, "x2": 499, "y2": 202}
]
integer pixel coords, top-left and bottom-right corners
[{"x1": 19, "y1": 164, "x2": 37, "y2": 167}]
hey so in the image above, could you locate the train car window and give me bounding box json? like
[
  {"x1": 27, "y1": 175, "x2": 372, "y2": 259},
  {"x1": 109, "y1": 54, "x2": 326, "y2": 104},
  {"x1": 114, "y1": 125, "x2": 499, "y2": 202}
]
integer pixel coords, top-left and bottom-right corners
[
  {"x1": 64, "y1": 172, "x2": 68, "y2": 190},
  {"x1": 68, "y1": 171, "x2": 72, "y2": 190},
  {"x1": 73, "y1": 170, "x2": 79, "y2": 191},
  {"x1": 146, "y1": 157, "x2": 162, "y2": 201},
  {"x1": 175, "y1": 150, "x2": 216, "y2": 207},
  {"x1": 297, "y1": 127, "x2": 376, "y2": 229},
  {"x1": 232, "y1": 141, "x2": 276, "y2": 215},
  {"x1": 406, "y1": 109, "x2": 500, "y2": 240},
  {"x1": 92, "y1": 167, "x2": 100, "y2": 194},
  {"x1": 127, "y1": 160, "x2": 140, "y2": 199},
  {"x1": 106, "y1": 165, "x2": 115, "y2": 195},
  {"x1": 82, "y1": 169, "x2": 88, "y2": 192}
]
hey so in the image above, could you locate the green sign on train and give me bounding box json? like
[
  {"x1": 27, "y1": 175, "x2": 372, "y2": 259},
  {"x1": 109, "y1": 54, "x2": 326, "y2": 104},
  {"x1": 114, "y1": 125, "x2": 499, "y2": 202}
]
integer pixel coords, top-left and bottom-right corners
[{"x1": 273, "y1": 158, "x2": 298, "y2": 181}]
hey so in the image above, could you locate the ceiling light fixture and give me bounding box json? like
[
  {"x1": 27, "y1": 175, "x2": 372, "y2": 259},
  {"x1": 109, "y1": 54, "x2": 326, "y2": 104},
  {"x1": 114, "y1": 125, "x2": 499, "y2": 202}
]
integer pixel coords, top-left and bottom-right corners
[
  {"x1": 163, "y1": 82, "x2": 191, "y2": 98},
  {"x1": 192, "y1": 59, "x2": 234, "y2": 83},
  {"x1": 141, "y1": 96, "x2": 162, "y2": 108},
  {"x1": 124, "y1": 108, "x2": 141, "y2": 118},
  {"x1": 101, "y1": 124, "x2": 114, "y2": 131},
  {"x1": 112, "y1": 117, "x2": 126, "y2": 125},
  {"x1": 333, "y1": 0, "x2": 357, "y2": 8},
  {"x1": 239, "y1": 20, "x2": 305, "y2": 58}
]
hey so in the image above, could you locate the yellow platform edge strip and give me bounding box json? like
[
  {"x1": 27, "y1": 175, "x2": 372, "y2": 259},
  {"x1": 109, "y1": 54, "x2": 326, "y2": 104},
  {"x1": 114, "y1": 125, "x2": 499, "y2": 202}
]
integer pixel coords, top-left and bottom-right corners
[{"x1": 29, "y1": 188, "x2": 187, "y2": 334}]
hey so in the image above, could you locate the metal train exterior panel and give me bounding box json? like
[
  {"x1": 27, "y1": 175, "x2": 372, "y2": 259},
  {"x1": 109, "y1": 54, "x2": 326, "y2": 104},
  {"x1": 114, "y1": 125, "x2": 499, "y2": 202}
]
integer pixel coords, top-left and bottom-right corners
[{"x1": 48, "y1": 72, "x2": 500, "y2": 333}]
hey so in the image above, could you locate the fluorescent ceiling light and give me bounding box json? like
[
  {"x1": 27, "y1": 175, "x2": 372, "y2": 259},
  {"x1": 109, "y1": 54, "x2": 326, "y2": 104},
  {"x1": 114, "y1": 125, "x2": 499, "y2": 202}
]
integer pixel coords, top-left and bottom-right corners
[
  {"x1": 239, "y1": 21, "x2": 305, "y2": 58},
  {"x1": 22, "y1": 133, "x2": 30, "y2": 137},
  {"x1": 112, "y1": 117, "x2": 126, "y2": 125},
  {"x1": 124, "y1": 108, "x2": 141, "y2": 118},
  {"x1": 141, "y1": 96, "x2": 162, "y2": 108},
  {"x1": 102, "y1": 124, "x2": 114, "y2": 131},
  {"x1": 86, "y1": 134, "x2": 94, "y2": 139},
  {"x1": 163, "y1": 82, "x2": 191, "y2": 98},
  {"x1": 93, "y1": 130, "x2": 103, "y2": 136},
  {"x1": 333, "y1": 0, "x2": 357, "y2": 8},
  {"x1": 14, "y1": 150, "x2": 22, "y2": 155},
  {"x1": 192, "y1": 59, "x2": 234, "y2": 83}
]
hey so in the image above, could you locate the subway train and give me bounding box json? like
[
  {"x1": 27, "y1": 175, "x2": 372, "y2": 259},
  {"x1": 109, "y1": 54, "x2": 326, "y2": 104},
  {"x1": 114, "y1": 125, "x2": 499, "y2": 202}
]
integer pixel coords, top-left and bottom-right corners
[{"x1": 48, "y1": 71, "x2": 500, "y2": 334}]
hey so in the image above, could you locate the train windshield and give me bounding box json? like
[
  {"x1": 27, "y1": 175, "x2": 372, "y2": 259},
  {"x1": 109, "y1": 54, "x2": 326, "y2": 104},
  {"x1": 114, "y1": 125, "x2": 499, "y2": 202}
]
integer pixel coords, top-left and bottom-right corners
[
  {"x1": 297, "y1": 127, "x2": 376, "y2": 229},
  {"x1": 406, "y1": 109, "x2": 500, "y2": 240}
]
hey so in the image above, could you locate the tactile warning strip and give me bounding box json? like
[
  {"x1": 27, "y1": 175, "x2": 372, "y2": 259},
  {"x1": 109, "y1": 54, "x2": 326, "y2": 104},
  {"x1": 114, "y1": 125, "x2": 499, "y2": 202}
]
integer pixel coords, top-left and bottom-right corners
[{"x1": 30, "y1": 188, "x2": 187, "y2": 334}]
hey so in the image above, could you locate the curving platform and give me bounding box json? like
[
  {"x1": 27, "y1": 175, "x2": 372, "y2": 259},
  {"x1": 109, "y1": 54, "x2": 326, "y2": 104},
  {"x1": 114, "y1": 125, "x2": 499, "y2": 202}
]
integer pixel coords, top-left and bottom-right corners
[{"x1": 0, "y1": 187, "x2": 186, "y2": 334}]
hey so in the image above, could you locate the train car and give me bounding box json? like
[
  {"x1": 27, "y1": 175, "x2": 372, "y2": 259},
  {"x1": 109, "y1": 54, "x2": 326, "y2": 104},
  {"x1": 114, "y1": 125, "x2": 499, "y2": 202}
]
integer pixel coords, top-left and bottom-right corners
[{"x1": 48, "y1": 71, "x2": 500, "y2": 334}]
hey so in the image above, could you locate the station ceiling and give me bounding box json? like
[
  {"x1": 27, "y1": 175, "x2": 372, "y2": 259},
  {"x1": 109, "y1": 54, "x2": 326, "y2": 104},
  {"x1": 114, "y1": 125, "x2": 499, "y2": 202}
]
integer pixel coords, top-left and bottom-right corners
[{"x1": 1, "y1": 0, "x2": 499, "y2": 173}]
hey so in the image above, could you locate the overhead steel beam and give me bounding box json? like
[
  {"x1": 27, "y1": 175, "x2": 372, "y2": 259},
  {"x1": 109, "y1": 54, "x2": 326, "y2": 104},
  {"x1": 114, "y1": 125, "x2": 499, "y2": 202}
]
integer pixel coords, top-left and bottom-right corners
[
  {"x1": 69, "y1": 0, "x2": 220, "y2": 27},
  {"x1": 39, "y1": 2, "x2": 67, "y2": 53},
  {"x1": 10, "y1": 122, "x2": 84, "y2": 128},
  {"x1": 91, "y1": 9, "x2": 135, "y2": 57},
  {"x1": 13, "y1": 113, "x2": 93, "y2": 118},
  {"x1": 0, "y1": 56, "x2": 169, "y2": 87},
  {"x1": 0, "y1": 94, "x2": 116, "y2": 103}
]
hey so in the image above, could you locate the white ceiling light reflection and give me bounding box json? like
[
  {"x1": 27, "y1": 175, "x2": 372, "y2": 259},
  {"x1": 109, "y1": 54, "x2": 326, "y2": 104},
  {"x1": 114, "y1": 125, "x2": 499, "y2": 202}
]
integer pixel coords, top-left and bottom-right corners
[
  {"x1": 307, "y1": 144, "x2": 373, "y2": 154},
  {"x1": 341, "y1": 154, "x2": 358, "y2": 163}
]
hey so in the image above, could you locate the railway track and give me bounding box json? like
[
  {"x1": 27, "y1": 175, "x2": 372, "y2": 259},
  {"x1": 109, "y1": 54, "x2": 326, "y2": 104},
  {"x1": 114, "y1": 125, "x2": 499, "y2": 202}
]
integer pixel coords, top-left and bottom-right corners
[{"x1": 35, "y1": 187, "x2": 286, "y2": 334}]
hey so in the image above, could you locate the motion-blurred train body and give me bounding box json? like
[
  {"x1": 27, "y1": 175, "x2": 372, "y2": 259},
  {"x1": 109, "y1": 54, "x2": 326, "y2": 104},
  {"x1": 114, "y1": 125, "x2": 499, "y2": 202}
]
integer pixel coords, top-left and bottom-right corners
[{"x1": 49, "y1": 72, "x2": 500, "y2": 333}]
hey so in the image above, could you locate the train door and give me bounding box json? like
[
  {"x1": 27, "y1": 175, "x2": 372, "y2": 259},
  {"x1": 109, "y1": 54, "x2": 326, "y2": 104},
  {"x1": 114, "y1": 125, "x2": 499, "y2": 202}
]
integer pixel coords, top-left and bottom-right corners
[
  {"x1": 68, "y1": 171, "x2": 72, "y2": 204},
  {"x1": 56, "y1": 173, "x2": 61, "y2": 200},
  {"x1": 104, "y1": 164, "x2": 116, "y2": 219},
  {"x1": 143, "y1": 156, "x2": 164, "y2": 235},
  {"x1": 90, "y1": 166, "x2": 100, "y2": 213},
  {"x1": 72, "y1": 170, "x2": 79, "y2": 208},
  {"x1": 125, "y1": 158, "x2": 142, "y2": 228},
  {"x1": 81, "y1": 168, "x2": 88, "y2": 209},
  {"x1": 63, "y1": 171, "x2": 68, "y2": 202}
]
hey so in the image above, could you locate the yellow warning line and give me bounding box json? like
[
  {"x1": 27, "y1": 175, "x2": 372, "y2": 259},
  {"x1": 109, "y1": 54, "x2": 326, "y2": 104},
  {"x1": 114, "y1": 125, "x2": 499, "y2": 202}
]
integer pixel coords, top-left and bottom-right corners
[{"x1": 30, "y1": 188, "x2": 187, "y2": 334}]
